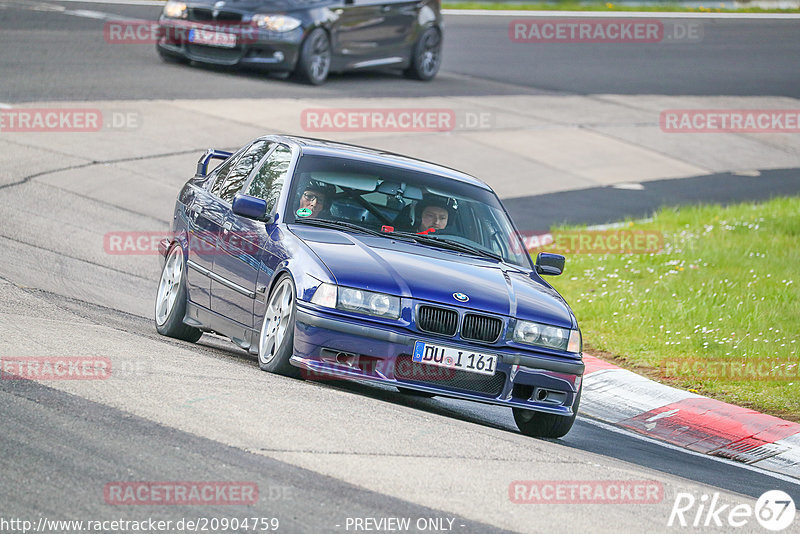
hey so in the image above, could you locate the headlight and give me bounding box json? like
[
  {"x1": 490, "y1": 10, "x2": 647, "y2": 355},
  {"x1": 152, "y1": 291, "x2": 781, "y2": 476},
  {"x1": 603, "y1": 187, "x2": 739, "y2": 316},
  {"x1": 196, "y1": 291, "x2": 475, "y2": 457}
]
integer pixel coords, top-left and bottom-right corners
[
  {"x1": 310, "y1": 284, "x2": 400, "y2": 320},
  {"x1": 513, "y1": 319, "x2": 579, "y2": 352},
  {"x1": 163, "y1": 1, "x2": 187, "y2": 18},
  {"x1": 251, "y1": 14, "x2": 301, "y2": 32}
]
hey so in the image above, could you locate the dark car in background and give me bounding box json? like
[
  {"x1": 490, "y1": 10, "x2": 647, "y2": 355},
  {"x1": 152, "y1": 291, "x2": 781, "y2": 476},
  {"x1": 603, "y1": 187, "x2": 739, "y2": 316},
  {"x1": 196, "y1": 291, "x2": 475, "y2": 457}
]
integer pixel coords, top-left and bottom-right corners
[
  {"x1": 156, "y1": 0, "x2": 443, "y2": 84},
  {"x1": 155, "y1": 135, "x2": 584, "y2": 438}
]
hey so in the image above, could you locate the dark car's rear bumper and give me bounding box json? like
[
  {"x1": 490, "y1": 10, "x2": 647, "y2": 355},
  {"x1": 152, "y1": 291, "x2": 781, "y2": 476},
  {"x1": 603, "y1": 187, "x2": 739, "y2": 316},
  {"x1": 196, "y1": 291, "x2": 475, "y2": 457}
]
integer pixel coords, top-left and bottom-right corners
[
  {"x1": 157, "y1": 19, "x2": 303, "y2": 70},
  {"x1": 291, "y1": 303, "x2": 584, "y2": 416}
]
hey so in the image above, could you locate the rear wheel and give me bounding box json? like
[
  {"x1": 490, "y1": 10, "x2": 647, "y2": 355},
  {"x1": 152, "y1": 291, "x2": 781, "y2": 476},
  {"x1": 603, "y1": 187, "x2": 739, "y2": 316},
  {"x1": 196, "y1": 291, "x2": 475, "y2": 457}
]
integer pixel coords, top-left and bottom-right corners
[
  {"x1": 155, "y1": 245, "x2": 203, "y2": 342},
  {"x1": 257, "y1": 274, "x2": 300, "y2": 377},
  {"x1": 295, "y1": 28, "x2": 331, "y2": 85},
  {"x1": 513, "y1": 388, "x2": 581, "y2": 439},
  {"x1": 403, "y1": 27, "x2": 441, "y2": 81}
]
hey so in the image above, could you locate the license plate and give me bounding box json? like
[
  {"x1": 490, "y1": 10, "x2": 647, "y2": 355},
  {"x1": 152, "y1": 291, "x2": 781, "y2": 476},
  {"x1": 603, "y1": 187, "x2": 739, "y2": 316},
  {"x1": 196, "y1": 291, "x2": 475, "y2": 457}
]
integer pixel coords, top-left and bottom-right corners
[
  {"x1": 188, "y1": 28, "x2": 237, "y2": 48},
  {"x1": 412, "y1": 341, "x2": 497, "y2": 376}
]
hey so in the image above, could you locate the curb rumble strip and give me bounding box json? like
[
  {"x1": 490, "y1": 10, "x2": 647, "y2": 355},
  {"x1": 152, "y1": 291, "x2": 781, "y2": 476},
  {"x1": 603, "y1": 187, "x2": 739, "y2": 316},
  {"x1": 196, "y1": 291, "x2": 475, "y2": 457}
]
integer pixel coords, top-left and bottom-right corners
[{"x1": 581, "y1": 354, "x2": 800, "y2": 479}]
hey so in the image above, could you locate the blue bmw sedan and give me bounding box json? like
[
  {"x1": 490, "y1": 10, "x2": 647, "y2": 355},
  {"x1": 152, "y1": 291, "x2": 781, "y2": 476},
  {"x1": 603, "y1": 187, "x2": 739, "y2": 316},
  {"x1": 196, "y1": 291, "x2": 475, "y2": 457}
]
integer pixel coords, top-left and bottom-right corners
[{"x1": 156, "y1": 135, "x2": 584, "y2": 438}]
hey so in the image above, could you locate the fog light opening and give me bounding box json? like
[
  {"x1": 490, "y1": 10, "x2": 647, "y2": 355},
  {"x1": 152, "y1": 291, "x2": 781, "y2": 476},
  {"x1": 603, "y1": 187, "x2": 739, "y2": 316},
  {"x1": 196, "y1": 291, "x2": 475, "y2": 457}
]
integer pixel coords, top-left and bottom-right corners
[{"x1": 336, "y1": 351, "x2": 356, "y2": 367}]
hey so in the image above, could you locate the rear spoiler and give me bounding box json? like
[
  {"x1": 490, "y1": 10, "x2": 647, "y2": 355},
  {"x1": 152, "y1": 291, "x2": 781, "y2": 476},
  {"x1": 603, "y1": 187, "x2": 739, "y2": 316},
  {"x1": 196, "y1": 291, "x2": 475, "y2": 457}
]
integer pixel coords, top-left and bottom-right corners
[{"x1": 195, "y1": 149, "x2": 233, "y2": 178}]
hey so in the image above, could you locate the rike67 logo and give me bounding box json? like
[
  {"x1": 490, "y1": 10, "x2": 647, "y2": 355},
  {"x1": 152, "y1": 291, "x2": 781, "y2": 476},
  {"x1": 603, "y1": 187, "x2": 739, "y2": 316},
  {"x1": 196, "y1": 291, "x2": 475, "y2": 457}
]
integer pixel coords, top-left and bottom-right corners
[{"x1": 668, "y1": 490, "x2": 796, "y2": 531}]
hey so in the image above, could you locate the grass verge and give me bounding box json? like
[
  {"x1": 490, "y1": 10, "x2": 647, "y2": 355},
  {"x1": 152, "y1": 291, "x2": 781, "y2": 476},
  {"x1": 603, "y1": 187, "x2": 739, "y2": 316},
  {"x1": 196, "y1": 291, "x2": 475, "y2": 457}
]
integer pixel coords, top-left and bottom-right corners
[{"x1": 543, "y1": 196, "x2": 800, "y2": 421}]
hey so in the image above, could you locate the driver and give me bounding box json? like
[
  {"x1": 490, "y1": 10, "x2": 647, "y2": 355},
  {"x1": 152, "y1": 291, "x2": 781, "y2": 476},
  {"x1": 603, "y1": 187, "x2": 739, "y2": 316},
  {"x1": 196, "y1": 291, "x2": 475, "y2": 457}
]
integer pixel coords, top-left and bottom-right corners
[
  {"x1": 414, "y1": 195, "x2": 451, "y2": 234},
  {"x1": 297, "y1": 179, "x2": 335, "y2": 219}
]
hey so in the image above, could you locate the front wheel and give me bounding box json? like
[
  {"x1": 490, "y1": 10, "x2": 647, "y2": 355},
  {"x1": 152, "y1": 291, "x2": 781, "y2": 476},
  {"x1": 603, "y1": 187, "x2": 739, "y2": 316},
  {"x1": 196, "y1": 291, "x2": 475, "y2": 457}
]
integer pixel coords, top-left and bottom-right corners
[
  {"x1": 155, "y1": 245, "x2": 203, "y2": 342},
  {"x1": 513, "y1": 389, "x2": 581, "y2": 439},
  {"x1": 257, "y1": 274, "x2": 300, "y2": 377},
  {"x1": 295, "y1": 28, "x2": 331, "y2": 85},
  {"x1": 403, "y1": 27, "x2": 441, "y2": 81}
]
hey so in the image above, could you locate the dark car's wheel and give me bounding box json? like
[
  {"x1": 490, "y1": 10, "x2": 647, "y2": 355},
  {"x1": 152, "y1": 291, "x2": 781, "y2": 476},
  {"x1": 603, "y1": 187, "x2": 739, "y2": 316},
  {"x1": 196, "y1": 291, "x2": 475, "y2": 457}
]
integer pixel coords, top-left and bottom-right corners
[
  {"x1": 258, "y1": 274, "x2": 300, "y2": 377},
  {"x1": 155, "y1": 244, "x2": 203, "y2": 342},
  {"x1": 397, "y1": 387, "x2": 436, "y2": 398},
  {"x1": 512, "y1": 388, "x2": 581, "y2": 439},
  {"x1": 403, "y1": 27, "x2": 441, "y2": 81},
  {"x1": 295, "y1": 28, "x2": 331, "y2": 85}
]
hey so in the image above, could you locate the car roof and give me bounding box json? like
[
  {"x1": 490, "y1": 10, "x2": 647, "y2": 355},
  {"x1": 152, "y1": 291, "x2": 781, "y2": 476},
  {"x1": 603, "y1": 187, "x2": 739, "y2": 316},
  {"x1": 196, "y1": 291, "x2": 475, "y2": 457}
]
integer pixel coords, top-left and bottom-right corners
[{"x1": 271, "y1": 135, "x2": 493, "y2": 191}]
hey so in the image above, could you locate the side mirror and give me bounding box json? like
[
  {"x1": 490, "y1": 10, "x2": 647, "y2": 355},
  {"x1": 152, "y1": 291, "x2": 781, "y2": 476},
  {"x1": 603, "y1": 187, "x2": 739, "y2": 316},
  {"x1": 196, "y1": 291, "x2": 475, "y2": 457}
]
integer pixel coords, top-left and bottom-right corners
[
  {"x1": 232, "y1": 194, "x2": 272, "y2": 222},
  {"x1": 535, "y1": 252, "x2": 565, "y2": 276}
]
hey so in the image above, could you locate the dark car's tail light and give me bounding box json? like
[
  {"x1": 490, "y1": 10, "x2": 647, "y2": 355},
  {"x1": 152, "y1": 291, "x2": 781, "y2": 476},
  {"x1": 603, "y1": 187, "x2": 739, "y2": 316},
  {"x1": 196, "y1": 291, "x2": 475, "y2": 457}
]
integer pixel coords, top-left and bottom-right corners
[
  {"x1": 417, "y1": 305, "x2": 458, "y2": 336},
  {"x1": 461, "y1": 314, "x2": 503, "y2": 343}
]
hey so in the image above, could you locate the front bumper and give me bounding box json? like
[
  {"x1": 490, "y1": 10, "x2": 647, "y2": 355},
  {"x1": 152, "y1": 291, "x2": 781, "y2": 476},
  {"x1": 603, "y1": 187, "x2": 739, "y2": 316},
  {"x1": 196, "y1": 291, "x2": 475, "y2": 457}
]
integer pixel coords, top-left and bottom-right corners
[
  {"x1": 291, "y1": 304, "x2": 584, "y2": 416},
  {"x1": 156, "y1": 19, "x2": 303, "y2": 70}
]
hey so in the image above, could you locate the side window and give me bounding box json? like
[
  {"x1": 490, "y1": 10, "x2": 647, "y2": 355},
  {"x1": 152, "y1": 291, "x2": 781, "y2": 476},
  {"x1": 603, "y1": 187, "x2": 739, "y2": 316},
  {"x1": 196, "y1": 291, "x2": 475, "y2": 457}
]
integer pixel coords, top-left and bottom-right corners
[
  {"x1": 243, "y1": 145, "x2": 292, "y2": 213},
  {"x1": 219, "y1": 140, "x2": 274, "y2": 204},
  {"x1": 209, "y1": 153, "x2": 239, "y2": 198}
]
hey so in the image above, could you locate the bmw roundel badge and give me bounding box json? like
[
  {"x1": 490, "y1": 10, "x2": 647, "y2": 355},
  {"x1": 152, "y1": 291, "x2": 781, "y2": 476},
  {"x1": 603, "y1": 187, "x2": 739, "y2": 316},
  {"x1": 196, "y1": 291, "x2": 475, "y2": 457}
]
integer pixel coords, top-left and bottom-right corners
[{"x1": 453, "y1": 292, "x2": 469, "y2": 302}]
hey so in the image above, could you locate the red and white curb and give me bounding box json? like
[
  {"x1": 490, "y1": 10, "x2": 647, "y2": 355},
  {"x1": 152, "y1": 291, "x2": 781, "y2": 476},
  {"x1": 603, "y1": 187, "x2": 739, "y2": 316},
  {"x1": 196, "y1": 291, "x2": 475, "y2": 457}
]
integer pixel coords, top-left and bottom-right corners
[{"x1": 581, "y1": 354, "x2": 800, "y2": 479}]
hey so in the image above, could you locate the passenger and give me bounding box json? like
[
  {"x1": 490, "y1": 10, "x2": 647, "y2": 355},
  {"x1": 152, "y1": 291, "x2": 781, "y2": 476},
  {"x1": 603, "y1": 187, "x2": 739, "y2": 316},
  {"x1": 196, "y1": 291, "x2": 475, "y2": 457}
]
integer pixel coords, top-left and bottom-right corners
[
  {"x1": 414, "y1": 195, "x2": 451, "y2": 234},
  {"x1": 296, "y1": 180, "x2": 334, "y2": 219}
]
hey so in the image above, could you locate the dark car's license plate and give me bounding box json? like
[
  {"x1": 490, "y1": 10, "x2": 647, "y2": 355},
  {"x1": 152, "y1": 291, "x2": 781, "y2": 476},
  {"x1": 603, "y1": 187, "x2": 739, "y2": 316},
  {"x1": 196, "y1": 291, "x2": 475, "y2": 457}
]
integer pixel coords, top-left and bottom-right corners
[
  {"x1": 188, "y1": 28, "x2": 237, "y2": 48},
  {"x1": 412, "y1": 341, "x2": 497, "y2": 376}
]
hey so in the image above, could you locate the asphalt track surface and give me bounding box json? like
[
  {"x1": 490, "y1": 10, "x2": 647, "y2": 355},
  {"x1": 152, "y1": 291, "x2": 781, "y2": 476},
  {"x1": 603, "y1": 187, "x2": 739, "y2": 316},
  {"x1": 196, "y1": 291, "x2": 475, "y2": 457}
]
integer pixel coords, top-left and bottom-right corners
[
  {"x1": 1, "y1": 1, "x2": 799, "y2": 101},
  {"x1": 2, "y1": 2, "x2": 800, "y2": 533}
]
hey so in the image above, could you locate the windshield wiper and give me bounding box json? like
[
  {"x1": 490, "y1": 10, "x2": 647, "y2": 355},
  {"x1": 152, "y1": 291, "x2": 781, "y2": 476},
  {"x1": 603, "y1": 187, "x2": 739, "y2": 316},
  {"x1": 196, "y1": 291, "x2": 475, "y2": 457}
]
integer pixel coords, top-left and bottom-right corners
[
  {"x1": 391, "y1": 232, "x2": 503, "y2": 262},
  {"x1": 297, "y1": 218, "x2": 414, "y2": 241}
]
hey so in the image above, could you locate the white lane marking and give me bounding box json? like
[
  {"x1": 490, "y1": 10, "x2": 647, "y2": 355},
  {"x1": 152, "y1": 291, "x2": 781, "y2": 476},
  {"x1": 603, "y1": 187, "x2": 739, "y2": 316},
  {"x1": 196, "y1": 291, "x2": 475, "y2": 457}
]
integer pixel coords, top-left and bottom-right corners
[
  {"x1": 645, "y1": 408, "x2": 681, "y2": 422},
  {"x1": 63, "y1": 8, "x2": 109, "y2": 19},
  {"x1": 443, "y1": 9, "x2": 800, "y2": 19},
  {"x1": 0, "y1": 103, "x2": 12, "y2": 109},
  {"x1": 612, "y1": 182, "x2": 645, "y2": 190},
  {"x1": 21, "y1": 1, "x2": 800, "y2": 18},
  {"x1": 580, "y1": 416, "x2": 800, "y2": 486}
]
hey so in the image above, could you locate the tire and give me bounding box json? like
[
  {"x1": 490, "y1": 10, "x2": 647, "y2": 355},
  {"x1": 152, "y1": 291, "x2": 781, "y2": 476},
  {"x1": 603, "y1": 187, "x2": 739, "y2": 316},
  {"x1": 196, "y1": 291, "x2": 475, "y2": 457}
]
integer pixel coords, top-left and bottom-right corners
[
  {"x1": 397, "y1": 387, "x2": 436, "y2": 398},
  {"x1": 403, "y1": 27, "x2": 441, "y2": 81},
  {"x1": 257, "y1": 274, "x2": 300, "y2": 377},
  {"x1": 155, "y1": 244, "x2": 203, "y2": 342},
  {"x1": 512, "y1": 388, "x2": 581, "y2": 439},
  {"x1": 295, "y1": 28, "x2": 331, "y2": 85}
]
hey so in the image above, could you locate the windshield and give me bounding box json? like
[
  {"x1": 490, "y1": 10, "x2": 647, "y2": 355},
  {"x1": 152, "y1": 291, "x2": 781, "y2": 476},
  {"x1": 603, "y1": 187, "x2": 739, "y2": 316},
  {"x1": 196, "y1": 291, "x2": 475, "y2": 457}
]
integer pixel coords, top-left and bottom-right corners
[{"x1": 286, "y1": 154, "x2": 532, "y2": 268}]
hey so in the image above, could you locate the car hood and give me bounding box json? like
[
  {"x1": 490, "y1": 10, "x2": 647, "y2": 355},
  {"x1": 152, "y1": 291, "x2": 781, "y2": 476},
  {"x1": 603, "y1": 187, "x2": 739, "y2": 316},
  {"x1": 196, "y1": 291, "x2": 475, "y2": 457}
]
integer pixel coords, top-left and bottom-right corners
[{"x1": 292, "y1": 226, "x2": 574, "y2": 328}]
